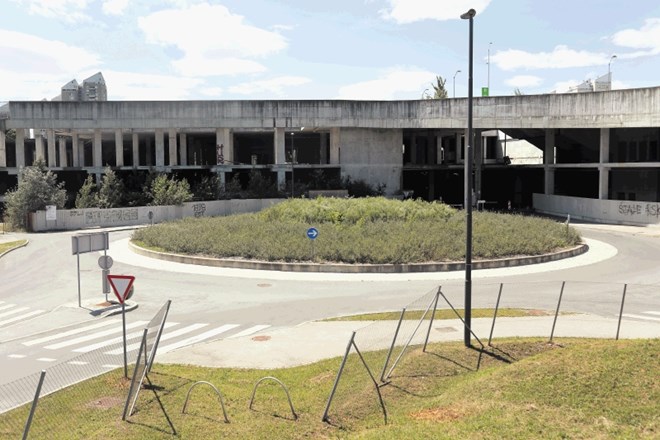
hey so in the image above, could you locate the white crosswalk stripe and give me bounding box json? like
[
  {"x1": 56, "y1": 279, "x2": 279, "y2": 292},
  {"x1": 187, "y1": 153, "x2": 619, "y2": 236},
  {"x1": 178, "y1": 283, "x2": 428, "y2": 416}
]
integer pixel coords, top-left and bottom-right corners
[
  {"x1": 73, "y1": 322, "x2": 179, "y2": 353},
  {"x1": 622, "y1": 311, "x2": 660, "y2": 322},
  {"x1": 157, "y1": 324, "x2": 240, "y2": 354},
  {"x1": 0, "y1": 302, "x2": 48, "y2": 328},
  {"x1": 104, "y1": 323, "x2": 208, "y2": 355},
  {"x1": 227, "y1": 324, "x2": 271, "y2": 339},
  {"x1": 23, "y1": 318, "x2": 121, "y2": 346},
  {"x1": 0, "y1": 306, "x2": 29, "y2": 319},
  {"x1": 44, "y1": 320, "x2": 149, "y2": 350},
  {"x1": 0, "y1": 310, "x2": 45, "y2": 327}
]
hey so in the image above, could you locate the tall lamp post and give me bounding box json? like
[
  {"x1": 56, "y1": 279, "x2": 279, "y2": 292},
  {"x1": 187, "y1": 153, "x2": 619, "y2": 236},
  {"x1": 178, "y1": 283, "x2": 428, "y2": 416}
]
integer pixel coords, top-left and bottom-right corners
[
  {"x1": 453, "y1": 70, "x2": 461, "y2": 98},
  {"x1": 461, "y1": 7, "x2": 476, "y2": 348},
  {"x1": 608, "y1": 54, "x2": 617, "y2": 90},
  {"x1": 290, "y1": 132, "x2": 296, "y2": 198}
]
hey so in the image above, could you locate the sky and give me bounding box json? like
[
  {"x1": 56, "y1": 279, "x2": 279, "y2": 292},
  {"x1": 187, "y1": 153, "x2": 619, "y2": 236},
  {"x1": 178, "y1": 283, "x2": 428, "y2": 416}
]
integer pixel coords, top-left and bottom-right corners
[{"x1": 1, "y1": 0, "x2": 660, "y2": 102}]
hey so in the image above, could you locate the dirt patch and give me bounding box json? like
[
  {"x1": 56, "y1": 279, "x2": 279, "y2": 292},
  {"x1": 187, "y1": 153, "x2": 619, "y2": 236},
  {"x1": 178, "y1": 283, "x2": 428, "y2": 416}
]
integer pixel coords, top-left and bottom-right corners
[
  {"x1": 309, "y1": 371, "x2": 335, "y2": 384},
  {"x1": 527, "y1": 309, "x2": 552, "y2": 316},
  {"x1": 252, "y1": 335, "x2": 271, "y2": 342},
  {"x1": 257, "y1": 283, "x2": 272, "y2": 288},
  {"x1": 86, "y1": 396, "x2": 123, "y2": 409},
  {"x1": 410, "y1": 406, "x2": 465, "y2": 422}
]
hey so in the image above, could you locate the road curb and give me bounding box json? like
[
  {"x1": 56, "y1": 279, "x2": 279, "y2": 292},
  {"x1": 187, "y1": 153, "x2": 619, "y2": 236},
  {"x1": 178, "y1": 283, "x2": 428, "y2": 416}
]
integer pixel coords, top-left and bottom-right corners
[
  {"x1": 128, "y1": 241, "x2": 589, "y2": 273},
  {"x1": 0, "y1": 238, "x2": 29, "y2": 259}
]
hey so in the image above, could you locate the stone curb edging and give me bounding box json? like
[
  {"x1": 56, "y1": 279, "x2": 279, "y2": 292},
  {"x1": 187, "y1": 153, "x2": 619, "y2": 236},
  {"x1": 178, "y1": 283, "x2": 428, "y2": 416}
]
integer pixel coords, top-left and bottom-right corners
[
  {"x1": 128, "y1": 241, "x2": 589, "y2": 274},
  {"x1": 0, "y1": 238, "x2": 29, "y2": 259}
]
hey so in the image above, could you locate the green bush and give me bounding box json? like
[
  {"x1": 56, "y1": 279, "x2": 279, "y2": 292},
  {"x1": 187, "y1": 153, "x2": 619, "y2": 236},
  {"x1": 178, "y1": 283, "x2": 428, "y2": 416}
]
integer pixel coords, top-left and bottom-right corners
[
  {"x1": 133, "y1": 198, "x2": 581, "y2": 264},
  {"x1": 148, "y1": 174, "x2": 193, "y2": 206}
]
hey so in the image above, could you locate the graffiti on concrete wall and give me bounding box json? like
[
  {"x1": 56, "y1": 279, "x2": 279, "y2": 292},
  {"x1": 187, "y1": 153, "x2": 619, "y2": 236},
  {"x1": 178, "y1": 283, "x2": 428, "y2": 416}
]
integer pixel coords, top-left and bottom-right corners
[
  {"x1": 83, "y1": 208, "x2": 140, "y2": 225},
  {"x1": 192, "y1": 203, "x2": 206, "y2": 218},
  {"x1": 618, "y1": 202, "x2": 660, "y2": 218}
]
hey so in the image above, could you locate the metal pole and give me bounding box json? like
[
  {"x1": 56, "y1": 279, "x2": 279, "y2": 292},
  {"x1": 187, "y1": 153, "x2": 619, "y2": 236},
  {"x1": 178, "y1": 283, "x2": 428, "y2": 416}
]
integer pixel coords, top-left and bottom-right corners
[
  {"x1": 22, "y1": 370, "x2": 46, "y2": 440},
  {"x1": 122, "y1": 301, "x2": 127, "y2": 378},
  {"x1": 76, "y1": 251, "x2": 81, "y2": 308},
  {"x1": 488, "y1": 283, "x2": 504, "y2": 346},
  {"x1": 616, "y1": 284, "x2": 628, "y2": 340},
  {"x1": 423, "y1": 288, "x2": 441, "y2": 352},
  {"x1": 461, "y1": 8, "x2": 476, "y2": 348},
  {"x1": 549, "y1": 281, "x2": 566, "y2": 343},
  {"x1": 322, "y1": 332, "x2": 356, "y2": 422},
  {"x1": 380, "y1": 308, "x2": 406, "y2": 383},
  {"x1": 291, "y1": 133, "x2": 295, "y2": 198}
]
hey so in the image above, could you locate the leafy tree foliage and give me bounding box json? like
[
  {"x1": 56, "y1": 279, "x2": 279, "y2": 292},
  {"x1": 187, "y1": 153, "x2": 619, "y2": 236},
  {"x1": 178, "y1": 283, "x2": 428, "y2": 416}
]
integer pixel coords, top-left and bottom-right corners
[
  {"x1": 96, "y1": 167, "x2": 124, "y2": 209},
  {"x1": 192, "y1": 174, "x2": 221, "y2": 201},
  {"x1": 149, "y1": 174, "x2": 193, "y2": 206},
  {"x1": 4, "y1": 158, "x2": 66, "y2": 229},
  {"x1": 75, "y1": 175, "x2": 97, "y2": 208},
  {"x1": 245, "y1": 169, "x2": 279, "y2": 198},
  {"x1": 431, "y1": 75, "x2": 448, "y2": 99}
]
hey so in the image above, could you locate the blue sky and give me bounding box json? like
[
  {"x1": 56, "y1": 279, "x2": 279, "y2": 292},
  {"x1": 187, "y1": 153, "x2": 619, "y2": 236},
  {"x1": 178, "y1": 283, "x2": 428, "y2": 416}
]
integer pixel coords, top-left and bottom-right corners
[{"x1": 1, "y1": 0, "x2": 660, "y2": 101}]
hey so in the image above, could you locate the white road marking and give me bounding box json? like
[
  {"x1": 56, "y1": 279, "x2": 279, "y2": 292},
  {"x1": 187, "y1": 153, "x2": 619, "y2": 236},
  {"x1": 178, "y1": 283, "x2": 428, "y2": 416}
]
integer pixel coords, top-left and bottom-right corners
[
  {"x1": 36, "y1": 358, "x2": 56, "y2": 362},
  {"x1": 23, "y1": 318, "x2": 121, "y2": 346},
  {"x1": 8, "y1": 354, "x2": 27, "y2": 359},
  {"x1": 0, "y1": 310, "x2": 45, "y2": 327},
  {"x1": 101, "y1": 364, "x2": 122, "y2": 369},
  {"x1": 44, "y1": 320, "x2": 149, "y2": 350},
  {"x1": 73, "y1": 322, "x2": 179, "y2": 353},
  {"x1": 0, "y1": 304, "x2": 17, "y2": 312},
  {"x1": 157, "y1": 324, "x2": 240, "y2": 353},
  {"x1": 0, "y1": 307, "x2": 29, "y2": 319},
  {"x1": 622, "y1": 313, "x2": 660, "y2": 322},
  {"x1": 227, "y1": 324, "x2": 271, "y2": 339},
  {"x1": 645, "y1": 311, "x2": 660, "y2": 316},
  {"x1": 67, "y1": 361, "x2": 88, "y2": 365},
  {"x1": 104, "y1": 323, "x2": 208, "y2": 355}
]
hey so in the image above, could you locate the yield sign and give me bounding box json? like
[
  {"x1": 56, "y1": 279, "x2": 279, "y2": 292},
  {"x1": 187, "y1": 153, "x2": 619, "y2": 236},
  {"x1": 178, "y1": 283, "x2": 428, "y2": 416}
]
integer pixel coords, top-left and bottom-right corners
[{"x1": 107, "y1": 275, "x2": 135, "y2": 304}]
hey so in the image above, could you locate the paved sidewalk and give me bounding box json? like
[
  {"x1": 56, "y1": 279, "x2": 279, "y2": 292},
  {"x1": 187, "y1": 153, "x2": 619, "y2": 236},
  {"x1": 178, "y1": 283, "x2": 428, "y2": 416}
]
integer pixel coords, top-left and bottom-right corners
[{"x1": 157, "y1": 314, "x2": 660, "y2": 369}]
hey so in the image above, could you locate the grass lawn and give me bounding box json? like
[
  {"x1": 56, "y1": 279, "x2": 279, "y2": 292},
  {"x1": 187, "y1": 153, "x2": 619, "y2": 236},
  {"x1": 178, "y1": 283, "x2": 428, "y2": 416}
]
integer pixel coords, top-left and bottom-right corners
[
  {"x1": 0, "y1": 239, "x2": 27, "y2": 255},
  {"x1": 132, "y1": 197, "x2": 581, "y2": 264},
  {"x1": 322, "y1": 308, "x2": 554, "y2": 322},
  {"x1": 1, "y1": 338, "x2": 657, "y2": 439}
]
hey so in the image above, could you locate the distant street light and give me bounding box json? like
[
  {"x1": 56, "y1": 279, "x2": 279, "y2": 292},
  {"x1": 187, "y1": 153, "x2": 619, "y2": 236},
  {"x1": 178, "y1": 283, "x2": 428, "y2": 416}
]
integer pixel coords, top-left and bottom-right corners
[
  {"x1": 422, "y1": 88, "x2": 430, "y2": 99},
  {"x1": 453, "y1": 70, "x2": 461, "y2": 98},
  {"x1": 461, "y1": 7, "x2": 476, "y2": 348}
]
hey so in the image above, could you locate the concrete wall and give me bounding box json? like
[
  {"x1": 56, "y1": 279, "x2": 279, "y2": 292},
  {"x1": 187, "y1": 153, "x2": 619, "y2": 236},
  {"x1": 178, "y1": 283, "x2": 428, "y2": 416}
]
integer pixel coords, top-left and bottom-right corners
[
  {"x1": 533, "y1": 193, "x2": 660, "y2": 226},
  {"x1": 6, "y1": 86, "x2": 660, "y2": 131},
  {"x1": 340, "y1": 128, "x2": 402, "y2": 194},
  {"x1": 30, "y1": 199, "x2": 284, "y2": 232}
]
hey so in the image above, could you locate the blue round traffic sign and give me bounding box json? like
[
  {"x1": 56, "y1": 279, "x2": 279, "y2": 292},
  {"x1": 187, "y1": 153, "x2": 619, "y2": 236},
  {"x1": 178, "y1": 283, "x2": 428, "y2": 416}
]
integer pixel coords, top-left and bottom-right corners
[{"x1": 306, "y1": 227, "x2": 319, "y2": 240}]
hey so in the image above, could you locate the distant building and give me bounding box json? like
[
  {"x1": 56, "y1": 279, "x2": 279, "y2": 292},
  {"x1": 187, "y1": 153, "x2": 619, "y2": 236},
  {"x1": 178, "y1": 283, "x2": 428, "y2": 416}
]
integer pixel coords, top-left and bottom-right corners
[{"x1": 59, "y1": 73, "x2": 107, "y2": 102}]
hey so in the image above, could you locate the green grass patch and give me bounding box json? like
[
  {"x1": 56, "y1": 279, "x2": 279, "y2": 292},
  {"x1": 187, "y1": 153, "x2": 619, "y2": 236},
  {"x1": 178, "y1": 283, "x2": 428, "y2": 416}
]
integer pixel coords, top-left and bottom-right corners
[
  {"x1": 323, "y1": 308, "x2": 553, "y2": 322},
  {"x1": 0, "y1": 239, "x2": 27, "y2": 255},
  {"x1": 1, "y1": 339, "x2": 656, "y2": 439},
  {"x1": 131, "y1": 198, "x2": 581, "y2": 264}
]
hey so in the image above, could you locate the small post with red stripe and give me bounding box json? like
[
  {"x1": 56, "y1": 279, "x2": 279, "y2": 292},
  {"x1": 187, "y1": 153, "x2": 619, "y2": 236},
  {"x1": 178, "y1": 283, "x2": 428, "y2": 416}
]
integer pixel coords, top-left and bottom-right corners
[{"x1": 107, "y1": 275, "x2": 135, "y2": 378}]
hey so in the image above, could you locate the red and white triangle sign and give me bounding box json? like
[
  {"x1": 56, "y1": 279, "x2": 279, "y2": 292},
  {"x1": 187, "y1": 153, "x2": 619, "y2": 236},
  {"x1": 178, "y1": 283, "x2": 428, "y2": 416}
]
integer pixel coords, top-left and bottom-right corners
[{"x1": 107, "y1": 275, "x2": 135, "y2": 304}]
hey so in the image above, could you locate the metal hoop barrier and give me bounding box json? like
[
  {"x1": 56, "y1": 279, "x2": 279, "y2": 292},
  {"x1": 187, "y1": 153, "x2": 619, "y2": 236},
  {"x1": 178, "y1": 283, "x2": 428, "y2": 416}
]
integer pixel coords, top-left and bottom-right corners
[
  {"x1": 249, "y1": 376, "x2": 298, "y2": 420},
  {"x1": 182, "y1": 381, "x2": 230, "y2": 423}
]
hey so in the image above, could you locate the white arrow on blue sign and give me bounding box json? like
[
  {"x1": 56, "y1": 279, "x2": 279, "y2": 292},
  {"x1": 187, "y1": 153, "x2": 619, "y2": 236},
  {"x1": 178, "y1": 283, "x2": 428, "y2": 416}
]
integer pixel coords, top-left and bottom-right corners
[{"x1": 306, "y1": 227, "x2": 319, "y2": 240}]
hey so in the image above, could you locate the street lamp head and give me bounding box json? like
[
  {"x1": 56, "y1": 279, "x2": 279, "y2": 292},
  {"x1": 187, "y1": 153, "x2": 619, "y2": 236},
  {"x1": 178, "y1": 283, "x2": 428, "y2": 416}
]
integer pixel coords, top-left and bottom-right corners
[{"x1": 460, "y1": 9, "x2": 476, "y2": 19}]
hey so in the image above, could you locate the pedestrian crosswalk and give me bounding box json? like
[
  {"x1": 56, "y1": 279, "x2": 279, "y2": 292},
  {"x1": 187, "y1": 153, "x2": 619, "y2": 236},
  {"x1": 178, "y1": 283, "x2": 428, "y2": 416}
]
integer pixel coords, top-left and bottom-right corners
[
  {"x1": 0, "y1": 300, "x2": 46, "y2": 328},
  {"x1": 621, "y1": 310, "x2": 660, "y2": 322},
  {"x1": 7, "y1": 317, "x2": 271, "y2": 364}
]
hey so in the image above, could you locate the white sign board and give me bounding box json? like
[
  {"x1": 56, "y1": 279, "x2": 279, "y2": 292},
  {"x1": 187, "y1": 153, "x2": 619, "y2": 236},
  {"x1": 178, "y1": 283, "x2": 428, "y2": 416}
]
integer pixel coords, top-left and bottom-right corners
[
  {"x1": 46, "y1": 205, "x2": 57, "y2": 221},
  {"x1": 71, "y1": 232, "x2": 109, "y2": 255}
]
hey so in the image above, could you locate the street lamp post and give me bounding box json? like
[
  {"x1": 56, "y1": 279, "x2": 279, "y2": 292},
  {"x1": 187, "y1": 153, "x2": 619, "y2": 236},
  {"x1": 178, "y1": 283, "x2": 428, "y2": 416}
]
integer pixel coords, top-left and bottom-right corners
[
  {"x1": 453, "y1": 70, "x2": 461, "y2": 98},
  {"x1": 608, "y1": 55, "x2": 617, "y2": 89},
  {"x1": 461, "y1": 7, "x2": 476, "y2": 348},
  {"x1": 290, "y1": 132, "x2": 295, "y2": 198}
]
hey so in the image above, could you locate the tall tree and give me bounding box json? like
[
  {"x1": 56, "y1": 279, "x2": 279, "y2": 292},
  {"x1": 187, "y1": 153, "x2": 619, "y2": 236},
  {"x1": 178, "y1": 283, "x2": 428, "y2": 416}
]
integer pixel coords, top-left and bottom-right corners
[
  {"x1": 75, "y1": 175, "x2": 97, "y2": 209},
  {"x1": 96, "y1": 167, "x2": 124, "y2": 208},
  {"x1": 431, "y1": 75, "x2": 448, "y2": 99}
]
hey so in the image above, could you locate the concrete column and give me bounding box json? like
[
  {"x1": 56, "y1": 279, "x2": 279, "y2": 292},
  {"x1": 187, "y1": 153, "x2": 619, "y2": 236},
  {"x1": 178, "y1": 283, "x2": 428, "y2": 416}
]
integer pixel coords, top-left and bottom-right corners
[
  {"x1": 179, "y1": 133, "x2": 187, "y2": 166},
  {"x1": 320, "y1": 133, "x2": 329, "y2": 164},
  {"x1": 277, "y1": 170, "x2": 286, "y2": 190},
  {"x1": 544, "y1": 129, "x2": 556, "y2": 196},
  {"x1": 215, "y1": 128, "x2": 233, "y2": 164},
  {"x1": 93, "y1": 128, "x2": 102, "y2": 168},
  {"x1": 47, "y1": 129, "x2": 56, "y2": 167},
  {"x1": 35, "y1": 133, "x2": 45, "y2": 162},
  {"x1": 329, "y1": 127, "x2": 340, "y2": 164},
  {"x1": 58, "y1": 137, "x2": 67, "y2": 167},
  {"x1": 544, "y1": 168, "x2": 555, "y2": 195},
  {"x1": 599, "y1": 128, "x2": 610, "y2": 164},
  {"x1": 456, "y1": 132, "x2": 462, "y2": 163},
  {"x1": 218, "y1": 171, "x2": 226, "y2": 190},
  {"x1": 436, "y1": 135, "x2": 443, "y2": 164},
  {"x1": 132, "y1": 132, "x2": 139, "y2": 168},
  {"x1": 155, "y1": 129, "x2": 165, "y2": 167},
  {"x1": 146, "y1": 135, "x2": 153, "y2": 166},
  {"x1": 274, "y1": 128, "x2": 285, "y2": 164},
  {"x1": 598, "y1": 167, "x2": 609, "y2": 200},
  {"x1": 71, "y1": 131, "x2": 80, "y2": 167},
  {"x1": 168, "y1": 129, "x2": 178, "y2": 166},
  {"x1": 15, "y1": 129, "x2": 25, "y2": 168},
  {"x1": 474, "y1": 130, "x2": 483, "y2": 200},
  {"x1": 0, "y1": 130, "x2": 5, "y2": 167},
  {"x1": 114, "y1": 129, "x2": 124, "y2": 167}
]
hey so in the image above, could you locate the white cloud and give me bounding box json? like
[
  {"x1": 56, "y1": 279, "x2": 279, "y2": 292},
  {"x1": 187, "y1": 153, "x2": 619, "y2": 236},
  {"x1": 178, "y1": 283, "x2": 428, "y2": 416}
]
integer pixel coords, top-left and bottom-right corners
[
  {"x1": 102, "y1": 0, "x2": 129, "y2": 16},
  {"x1": 228, "y1": 76, "x2": 312, "y2": 96},
  {"x1": 612, "y1": 18, "x2": 660, "y2": 50},
  {"x1": 336, "y1": 68, "x2": 435, "y2": 100},
  {"x1": 0, "y1": 29, "x2": 101, "y2": 75},
  {"x1": 0, "y1": 69, "x2": 71, "y2": 100},
  {"x1": 492, "y1": 45, "x2": 608, "y2": 71},
  {"x1": 12, "y1": 0, "x2": 91, "y2": 23},
  {"x1": 138, "y1": 3, "x2": 287, "y2": 76},
  {"x1": 505, "y1": 75, "x2": 542, "y2": 88},
  {"x1": 380, "y1": 0, "x2": 491, "y2": 24},
  {"x1": 102, "y1": 70, "x2": 205, "y2": 100}
]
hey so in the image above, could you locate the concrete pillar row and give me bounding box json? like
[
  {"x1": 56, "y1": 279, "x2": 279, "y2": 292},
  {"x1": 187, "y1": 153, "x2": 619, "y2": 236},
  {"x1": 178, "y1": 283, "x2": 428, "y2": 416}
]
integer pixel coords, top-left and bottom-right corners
[
  {"x1": 274, "y1": 128, "x2": 285, "y2": 164},
  {"x1": 35, "y1": 133, "x2": 45, "y2": 163},
  {"x1": 115, "y1": 129, "x2": 124, "y2": 167},
  {"x1": 168, "y1": 129, "x2": 177, "y2": 166},
  {"x1": 93, "y1": 129, "x2": 102, "y2": 168},
  {"x1": 15, "y1": 129, "x2": 25, "y2": 168},
  {"x1": 47, "y1": 129, "x2": 56, "y2": 167},
  {"x1": 0, "y1": 130, "x2": 6, "y2": 167},
  {"x1": 155, "y1": 128, "x2": 165, "y2": 168},
  {"x1": 58, "y1": 137, "x2": 67, "y2": 167},
  {"x1": 71, "y1": 131, "x2": 80, "y2": 167},
  {"x1": 179, "y1": 133, "x2": 187, "y2": 166},
  {"x1": 132, "y1": 132, "x2": 139, "y2": 168},
  {"x1": 329, "y1": 127, "x2": 340, "y2": 165}
]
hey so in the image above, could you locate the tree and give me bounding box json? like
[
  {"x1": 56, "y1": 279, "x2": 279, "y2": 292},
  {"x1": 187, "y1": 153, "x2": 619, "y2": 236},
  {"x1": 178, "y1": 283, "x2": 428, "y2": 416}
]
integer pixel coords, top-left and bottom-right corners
[
  {"x1": 192, "y1": 174, "x2": 221, "y2": 201},
  {"x1": 75, "y1": 175, "x2": 97, "y2": 209},
  {"x1": 4, "y1": 158, "x2": 66, "y2": 230},
  {"x1": 431, "y1": 75, "x2": 448, "y2": 99},
  {"x1": 96, "y1": 167, "x2": 124, "y2": 208},
  {"x1": 149, "y1": 174, "x2": 193, "y2": 206},
  {"x1": 514, "y1": 88, "x2": 524, "y2": 96}
]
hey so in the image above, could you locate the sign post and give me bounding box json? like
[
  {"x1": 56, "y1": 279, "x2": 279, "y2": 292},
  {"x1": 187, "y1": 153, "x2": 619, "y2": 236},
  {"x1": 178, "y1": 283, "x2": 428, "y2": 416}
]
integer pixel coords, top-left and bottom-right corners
[
  {"x1": 71, "y1": 232, "x2": 109, "y2": 307},
  {"x1": 306, "y1": 227, "x2": 318, "y2": 260},
  {"x1": 108, "y1": 274, "x2": 135, "y2": 379}
]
